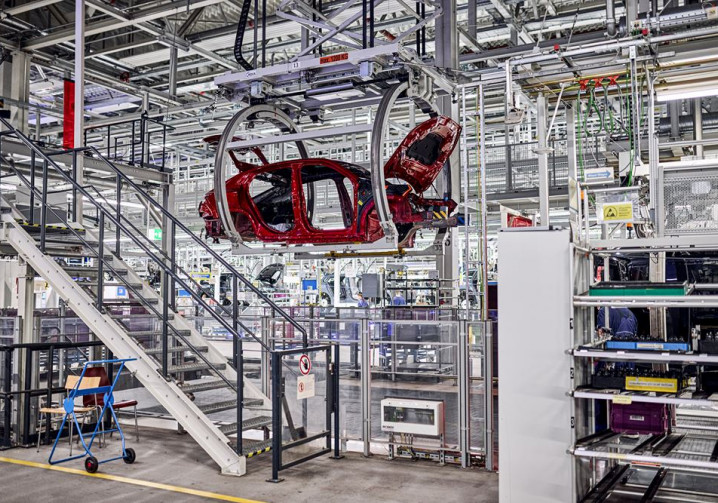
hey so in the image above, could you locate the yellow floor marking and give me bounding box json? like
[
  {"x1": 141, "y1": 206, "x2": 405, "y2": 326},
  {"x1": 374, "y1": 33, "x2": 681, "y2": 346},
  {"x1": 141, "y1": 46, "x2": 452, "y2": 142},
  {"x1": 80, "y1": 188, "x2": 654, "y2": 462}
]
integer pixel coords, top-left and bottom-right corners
[{"x1": 0, "y1": 456, "x2": 266, "y2": 503}]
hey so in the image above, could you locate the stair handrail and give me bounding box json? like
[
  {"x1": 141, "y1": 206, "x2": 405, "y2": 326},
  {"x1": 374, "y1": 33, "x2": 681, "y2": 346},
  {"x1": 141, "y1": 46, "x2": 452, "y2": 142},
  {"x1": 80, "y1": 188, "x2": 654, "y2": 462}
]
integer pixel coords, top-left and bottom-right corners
[
  {"x1": 0, "y1": 116, "x2": 307, "y2": 350},
  {"x1": 1, "y1": 153, "x2": 240, "y2": 392},
  {"x1": 83, "y1": 143, "x2": 307, "y2": 347},
  {"x1": 79, "y1": 182, "x2": 270, "y2": 346}
]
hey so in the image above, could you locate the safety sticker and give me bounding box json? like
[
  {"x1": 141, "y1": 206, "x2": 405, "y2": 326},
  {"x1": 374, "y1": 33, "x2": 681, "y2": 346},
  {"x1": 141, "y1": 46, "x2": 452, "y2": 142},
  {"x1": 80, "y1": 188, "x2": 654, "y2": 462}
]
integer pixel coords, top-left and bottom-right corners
[{"x1": 600, "y1": 201, "x2": 633, "y2": 223}]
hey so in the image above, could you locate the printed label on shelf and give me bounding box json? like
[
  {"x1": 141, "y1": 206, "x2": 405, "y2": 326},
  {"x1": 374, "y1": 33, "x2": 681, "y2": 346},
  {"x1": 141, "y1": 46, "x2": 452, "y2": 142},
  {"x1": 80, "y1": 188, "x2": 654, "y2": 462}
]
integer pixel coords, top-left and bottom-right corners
[
  {"x1": 625, "y1": 376, "x2": 679, "y2": 393},
  {"x1": 612, "y1": 395, "x2": 632, "y2": 405},
  {"x1": 636, "y1": 343, "x2": 663, "y2": 350},
  {"x1": 600, "y1": 201, "x2": 634, "y2": 223}
]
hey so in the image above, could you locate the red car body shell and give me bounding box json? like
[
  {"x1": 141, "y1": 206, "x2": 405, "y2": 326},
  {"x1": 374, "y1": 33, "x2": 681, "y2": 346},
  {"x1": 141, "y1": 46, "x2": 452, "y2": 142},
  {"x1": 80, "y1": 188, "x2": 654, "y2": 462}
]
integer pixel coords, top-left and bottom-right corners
[{"x1": 199, "y1": 116, "x2": 461, "y2": 247}]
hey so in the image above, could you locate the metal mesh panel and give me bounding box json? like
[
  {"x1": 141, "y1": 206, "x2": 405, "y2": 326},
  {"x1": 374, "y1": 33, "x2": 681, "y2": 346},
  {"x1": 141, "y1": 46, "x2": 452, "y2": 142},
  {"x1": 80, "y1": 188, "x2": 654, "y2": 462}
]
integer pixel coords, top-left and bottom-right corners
[
  {"x1": 484, "y1": 140, "x2": 570, "y2": 194},
  {"x1": 664, "y1": 170, "x2": 718, "y2": 235}
]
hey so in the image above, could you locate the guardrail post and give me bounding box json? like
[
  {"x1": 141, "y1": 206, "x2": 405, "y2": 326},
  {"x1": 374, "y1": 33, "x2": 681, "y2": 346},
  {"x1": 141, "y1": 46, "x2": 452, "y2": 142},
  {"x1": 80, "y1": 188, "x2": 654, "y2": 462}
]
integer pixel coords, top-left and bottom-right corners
[
  {"x1": 115, "y1": 174, "x2": 121, "y2": 257},
  {"x1": 162, "y1": 123, "x2": 167, "y2": 170},
  {"x1": 39, "y1": 160, "x2": 47, "y2": 252},
  {"x1": 170, "y1": 221, "x2": 176, "y2": 311},
  {"x1": 332, "y1": 342, "x2": 342, "y2": 459},
  {"x1": 45, "y1": 345, "x2": 55, "y2": 446},
  {"x1": 236, "y1": 337, "x2": 243, "y2": 456},
  {"x1": 484, "y1": 320, "x2": 494, "y2": 471},
  {"x1": 21, "y1": 348, "x2": 32, "y2": 445},
  {"x1": 161, "y1": 268, "x2": 169, "y2": 379},
  {"x1": 3, "y1": 349, "x2": 12, "y2": 447},
  {"x1": 71, "y1": 150, "x2": 78, "y2": 222},
  {"x1": 268, "y1": 351, "x2": 283, "y2": 483},
  {"x1": 458, "y1": 318, "x2": 470, "y2": 468},
  {"x1": 261, "y1": 316, "x2": 270, "y2": 397},
  {"x1": 29, "y1": 150, "x2": 35, "y2": 224},
  {"x1": 96, "y1": 213, "x2": 105, "y2": 311},
  {"x1": 130, "y1": 121, "x2": 136, "y2": 164}
]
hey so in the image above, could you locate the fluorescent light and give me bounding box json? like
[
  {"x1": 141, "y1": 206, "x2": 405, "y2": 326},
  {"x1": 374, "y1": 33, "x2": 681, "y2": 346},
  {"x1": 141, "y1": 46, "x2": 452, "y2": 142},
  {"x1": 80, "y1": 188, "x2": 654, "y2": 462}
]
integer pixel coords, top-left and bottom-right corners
[{"x1": 656, "y1": 83, "x2": 718, "y2": 101}]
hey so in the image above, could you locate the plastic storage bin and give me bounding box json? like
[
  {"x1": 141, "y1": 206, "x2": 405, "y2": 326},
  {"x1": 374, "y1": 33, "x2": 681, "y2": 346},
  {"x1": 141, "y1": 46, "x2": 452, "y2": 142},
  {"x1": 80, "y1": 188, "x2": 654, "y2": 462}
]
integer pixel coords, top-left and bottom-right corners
[{"x1": 610, "y1": 403, "x2": 668, "y2": 435}]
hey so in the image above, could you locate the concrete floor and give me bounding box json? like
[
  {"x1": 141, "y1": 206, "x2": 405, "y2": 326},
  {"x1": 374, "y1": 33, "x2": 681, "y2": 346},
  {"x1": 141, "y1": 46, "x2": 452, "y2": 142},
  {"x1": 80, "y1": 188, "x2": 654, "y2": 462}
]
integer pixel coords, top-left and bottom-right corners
[{"x1": 0, "y1": 427, "x2": 497, "y2": 503}]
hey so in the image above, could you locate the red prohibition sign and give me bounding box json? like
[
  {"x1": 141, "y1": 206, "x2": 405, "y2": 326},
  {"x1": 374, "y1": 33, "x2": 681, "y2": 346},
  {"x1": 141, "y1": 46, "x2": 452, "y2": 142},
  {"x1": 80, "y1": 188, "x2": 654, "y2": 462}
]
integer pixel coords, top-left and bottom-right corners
[{"x1": 299, "y1": 354, "x2": 311, "y2": 375}]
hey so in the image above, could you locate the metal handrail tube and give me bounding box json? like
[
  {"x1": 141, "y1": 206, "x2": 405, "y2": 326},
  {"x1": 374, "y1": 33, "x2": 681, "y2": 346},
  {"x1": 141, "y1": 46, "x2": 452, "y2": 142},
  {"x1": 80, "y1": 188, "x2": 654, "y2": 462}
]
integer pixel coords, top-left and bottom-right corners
[
  {"x1": 83, "y1": 142, "x2": 307, "y2": 346},
  {"x1": 2, "y1": 147, "x2": 241, "y2": 391},
  {"x1": 1, "y1": 119, "x2": 278, "y2": 353}
]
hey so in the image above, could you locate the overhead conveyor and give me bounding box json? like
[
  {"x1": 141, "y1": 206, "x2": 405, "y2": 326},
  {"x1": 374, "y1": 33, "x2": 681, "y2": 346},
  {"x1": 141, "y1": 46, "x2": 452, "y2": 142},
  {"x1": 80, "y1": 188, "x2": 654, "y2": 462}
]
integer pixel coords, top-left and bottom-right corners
[{"x1": 211, "y1": 44, "x2": 458, "y2": 257}]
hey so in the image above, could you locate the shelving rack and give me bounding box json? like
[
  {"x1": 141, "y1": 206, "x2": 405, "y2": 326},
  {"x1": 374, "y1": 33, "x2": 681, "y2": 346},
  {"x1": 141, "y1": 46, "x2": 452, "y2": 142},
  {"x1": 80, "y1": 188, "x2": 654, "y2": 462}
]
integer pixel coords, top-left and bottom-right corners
[
  {"x1": 384, "y1": 276, "x2": 454, "y2": 307},
  {"x1": 570, "y1": 215, "x2": 718, "y2": 499}
]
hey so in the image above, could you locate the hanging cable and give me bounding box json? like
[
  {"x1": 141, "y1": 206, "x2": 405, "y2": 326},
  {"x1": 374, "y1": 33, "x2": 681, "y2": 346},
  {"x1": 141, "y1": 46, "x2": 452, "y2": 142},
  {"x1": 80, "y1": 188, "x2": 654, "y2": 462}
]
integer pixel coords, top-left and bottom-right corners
[{"x1": 233, "y1": 0, "x2": 255, "y2": 71}]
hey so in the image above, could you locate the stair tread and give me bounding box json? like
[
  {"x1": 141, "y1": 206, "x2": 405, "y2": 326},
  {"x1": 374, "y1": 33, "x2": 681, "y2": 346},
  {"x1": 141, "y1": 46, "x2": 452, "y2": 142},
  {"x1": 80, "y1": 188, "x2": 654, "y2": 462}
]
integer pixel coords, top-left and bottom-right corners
[
  {"x1": 167, "y1": 361, "x2": 226, "y2": 373},
  {"x1": 144, "y1": 345, "x2": 208, "y2": 355},
  {"x1": 179, "y1": 379, "x2": 236, "y2": 393},
  {"x1": 76, "y1": 280, "x2": 143, "y2": 288},
  {"x1": 199, "y1": 399, "x2": 264, "y2": 413},
  {"x1": 243, "y1": 398, "x2": 265, "y2": 407},
  {"x1": 111, "y1": 313, "x2": 174, "y2": 320},
  {"x1": 61, "y1": 266, "x2": 128, "y2": 275},
  {"x1": 220, "y1": 415, "x2": 273, "y2": 435},
  {"x1": 199, "y1": 399, "x2": 238, "y2": 414},
  {"x1": 106, "y1": 298, "x2": 159, "y2": 305},
  {"x1": 129, "y1": 329, "x2": 191, "y2": 337}
]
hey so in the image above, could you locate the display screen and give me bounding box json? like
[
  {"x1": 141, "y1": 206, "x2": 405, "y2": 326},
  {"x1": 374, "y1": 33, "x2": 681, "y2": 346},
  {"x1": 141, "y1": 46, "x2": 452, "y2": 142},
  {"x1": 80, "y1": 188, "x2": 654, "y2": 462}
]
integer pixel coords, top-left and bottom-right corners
[{"x1": 383, "y1": 406, "x2": 435, "y2": 425}]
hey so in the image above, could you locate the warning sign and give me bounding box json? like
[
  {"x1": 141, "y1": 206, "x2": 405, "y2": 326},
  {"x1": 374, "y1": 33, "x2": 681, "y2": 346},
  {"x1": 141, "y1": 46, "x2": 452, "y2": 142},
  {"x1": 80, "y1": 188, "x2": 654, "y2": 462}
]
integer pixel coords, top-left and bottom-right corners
[
  {"x1": 299, "y1": 354, "x2": 312, "y2": 375},
  {"x1": 601, "y1": 201, "x2": 633, "y2": 223},
  {"x1": 297, "y1": 374, "x2": 315, "y2": 400}
]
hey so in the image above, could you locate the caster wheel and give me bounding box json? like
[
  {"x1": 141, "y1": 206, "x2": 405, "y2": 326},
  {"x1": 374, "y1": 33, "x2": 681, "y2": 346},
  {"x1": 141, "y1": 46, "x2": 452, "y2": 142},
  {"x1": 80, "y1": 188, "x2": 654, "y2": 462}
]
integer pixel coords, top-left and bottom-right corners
[
  {"x1": 123, "y1": 447, "x2": 136, "y2": 464},
  {"x1": 85, "y1": 456, "x2": 99, "y2": 473}
]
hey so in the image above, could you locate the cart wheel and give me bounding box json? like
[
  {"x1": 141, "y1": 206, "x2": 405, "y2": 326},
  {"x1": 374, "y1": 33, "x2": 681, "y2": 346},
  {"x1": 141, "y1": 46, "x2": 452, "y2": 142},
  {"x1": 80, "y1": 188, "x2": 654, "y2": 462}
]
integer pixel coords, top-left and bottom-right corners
[
  {"x1": 85, "y1": 456, "x2": 99, "y2": 473},
  {"x1": 123, "y1": 447, "x2": 136, "y2": 464}
]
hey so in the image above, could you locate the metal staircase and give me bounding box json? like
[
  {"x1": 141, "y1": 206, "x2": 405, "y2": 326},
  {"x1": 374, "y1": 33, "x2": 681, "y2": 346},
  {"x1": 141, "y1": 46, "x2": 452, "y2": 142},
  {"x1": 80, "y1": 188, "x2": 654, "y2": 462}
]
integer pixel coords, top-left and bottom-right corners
[{"x1": 0, "y1": 117, "x2": 309, "y2": 475}]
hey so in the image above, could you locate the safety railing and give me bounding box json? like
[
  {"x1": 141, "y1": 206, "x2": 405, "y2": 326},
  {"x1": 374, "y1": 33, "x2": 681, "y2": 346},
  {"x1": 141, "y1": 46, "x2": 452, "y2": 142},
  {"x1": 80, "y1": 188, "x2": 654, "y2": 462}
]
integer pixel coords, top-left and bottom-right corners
[
  {"x1": 0, "y1": 339, "x2": 108, "y2": 448},
  {"x1": 269, "y1": 343, "x2": 340, "y2": 482},
  {"x1": 83, "y1": 113, "x2": 173, "y2": 171},
  {"x1": 253, "y1": 311, "x2": 487, "y2": 468},
  {"x1": 0, "y1": 117, "x2": 316, "y2": 461},
  {"x1": 484, "y1": 139, "x2": 571, "y2": 195}
]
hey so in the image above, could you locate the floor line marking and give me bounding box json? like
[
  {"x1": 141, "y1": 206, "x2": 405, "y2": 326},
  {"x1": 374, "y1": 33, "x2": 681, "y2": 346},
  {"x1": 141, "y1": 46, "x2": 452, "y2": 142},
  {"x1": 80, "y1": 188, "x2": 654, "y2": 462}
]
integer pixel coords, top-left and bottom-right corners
[{"x1": 0, "y1": 456, "x2": 266, "y2": 503}]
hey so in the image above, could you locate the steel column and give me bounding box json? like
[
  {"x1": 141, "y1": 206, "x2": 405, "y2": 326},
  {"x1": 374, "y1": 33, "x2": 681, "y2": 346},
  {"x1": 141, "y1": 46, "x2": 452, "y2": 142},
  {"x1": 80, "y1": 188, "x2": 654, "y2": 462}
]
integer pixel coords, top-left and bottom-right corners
[
  {"x1": 74, "y1": 0, "x2": 85, "y2": 225},
  {"x1": 270, "y1": 352, "x2": 283, "y2": 482},
  {"x1": 96, "y1": 213, "x2": 104, "y2": 310},
  {"x1": 360, "y1": 317, "x2": 371, "y2": 457},
  {"x1": 694, "y1": 99, "x2": 704, "y2": 158},
  {"x1": 261, "y1": 317, "x2": 270, "y2": 397}
]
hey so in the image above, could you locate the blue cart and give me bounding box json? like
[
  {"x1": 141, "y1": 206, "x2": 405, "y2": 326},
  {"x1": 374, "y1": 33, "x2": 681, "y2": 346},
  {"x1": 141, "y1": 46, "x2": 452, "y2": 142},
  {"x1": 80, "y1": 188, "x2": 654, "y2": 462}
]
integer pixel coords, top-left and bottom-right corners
[{"x1": 48, "y1": 358, "x2": 137, "y2": 473}]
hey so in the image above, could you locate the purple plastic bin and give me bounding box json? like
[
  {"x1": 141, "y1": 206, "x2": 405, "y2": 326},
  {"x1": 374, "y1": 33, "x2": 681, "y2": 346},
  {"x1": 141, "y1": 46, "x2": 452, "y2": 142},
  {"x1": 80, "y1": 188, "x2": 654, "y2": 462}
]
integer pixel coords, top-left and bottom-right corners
[{"x1": 610, "y1": 403, "x2": 668, "y2": 435}]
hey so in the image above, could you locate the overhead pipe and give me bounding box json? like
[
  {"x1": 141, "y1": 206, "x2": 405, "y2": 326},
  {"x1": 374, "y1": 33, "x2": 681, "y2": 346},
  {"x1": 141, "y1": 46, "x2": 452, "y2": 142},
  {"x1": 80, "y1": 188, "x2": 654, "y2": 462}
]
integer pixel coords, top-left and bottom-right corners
[
  {"x1": 606, "y1": 0, "x2": 617, "y2": 37},
  {"x1": 658, "y1": 112, "x2": 718, "y2": 134}
]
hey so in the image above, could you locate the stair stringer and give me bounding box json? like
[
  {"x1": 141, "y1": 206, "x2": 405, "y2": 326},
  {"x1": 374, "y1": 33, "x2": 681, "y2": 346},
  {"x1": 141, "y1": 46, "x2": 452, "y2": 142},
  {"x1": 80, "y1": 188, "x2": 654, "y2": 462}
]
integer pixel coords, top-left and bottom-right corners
[
  {"x1": 2, "y1": 218, "x2": 247, "y2": 476},
  {"x1": 110, "y1": 252, "x2": 271, "y2": 409}
]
